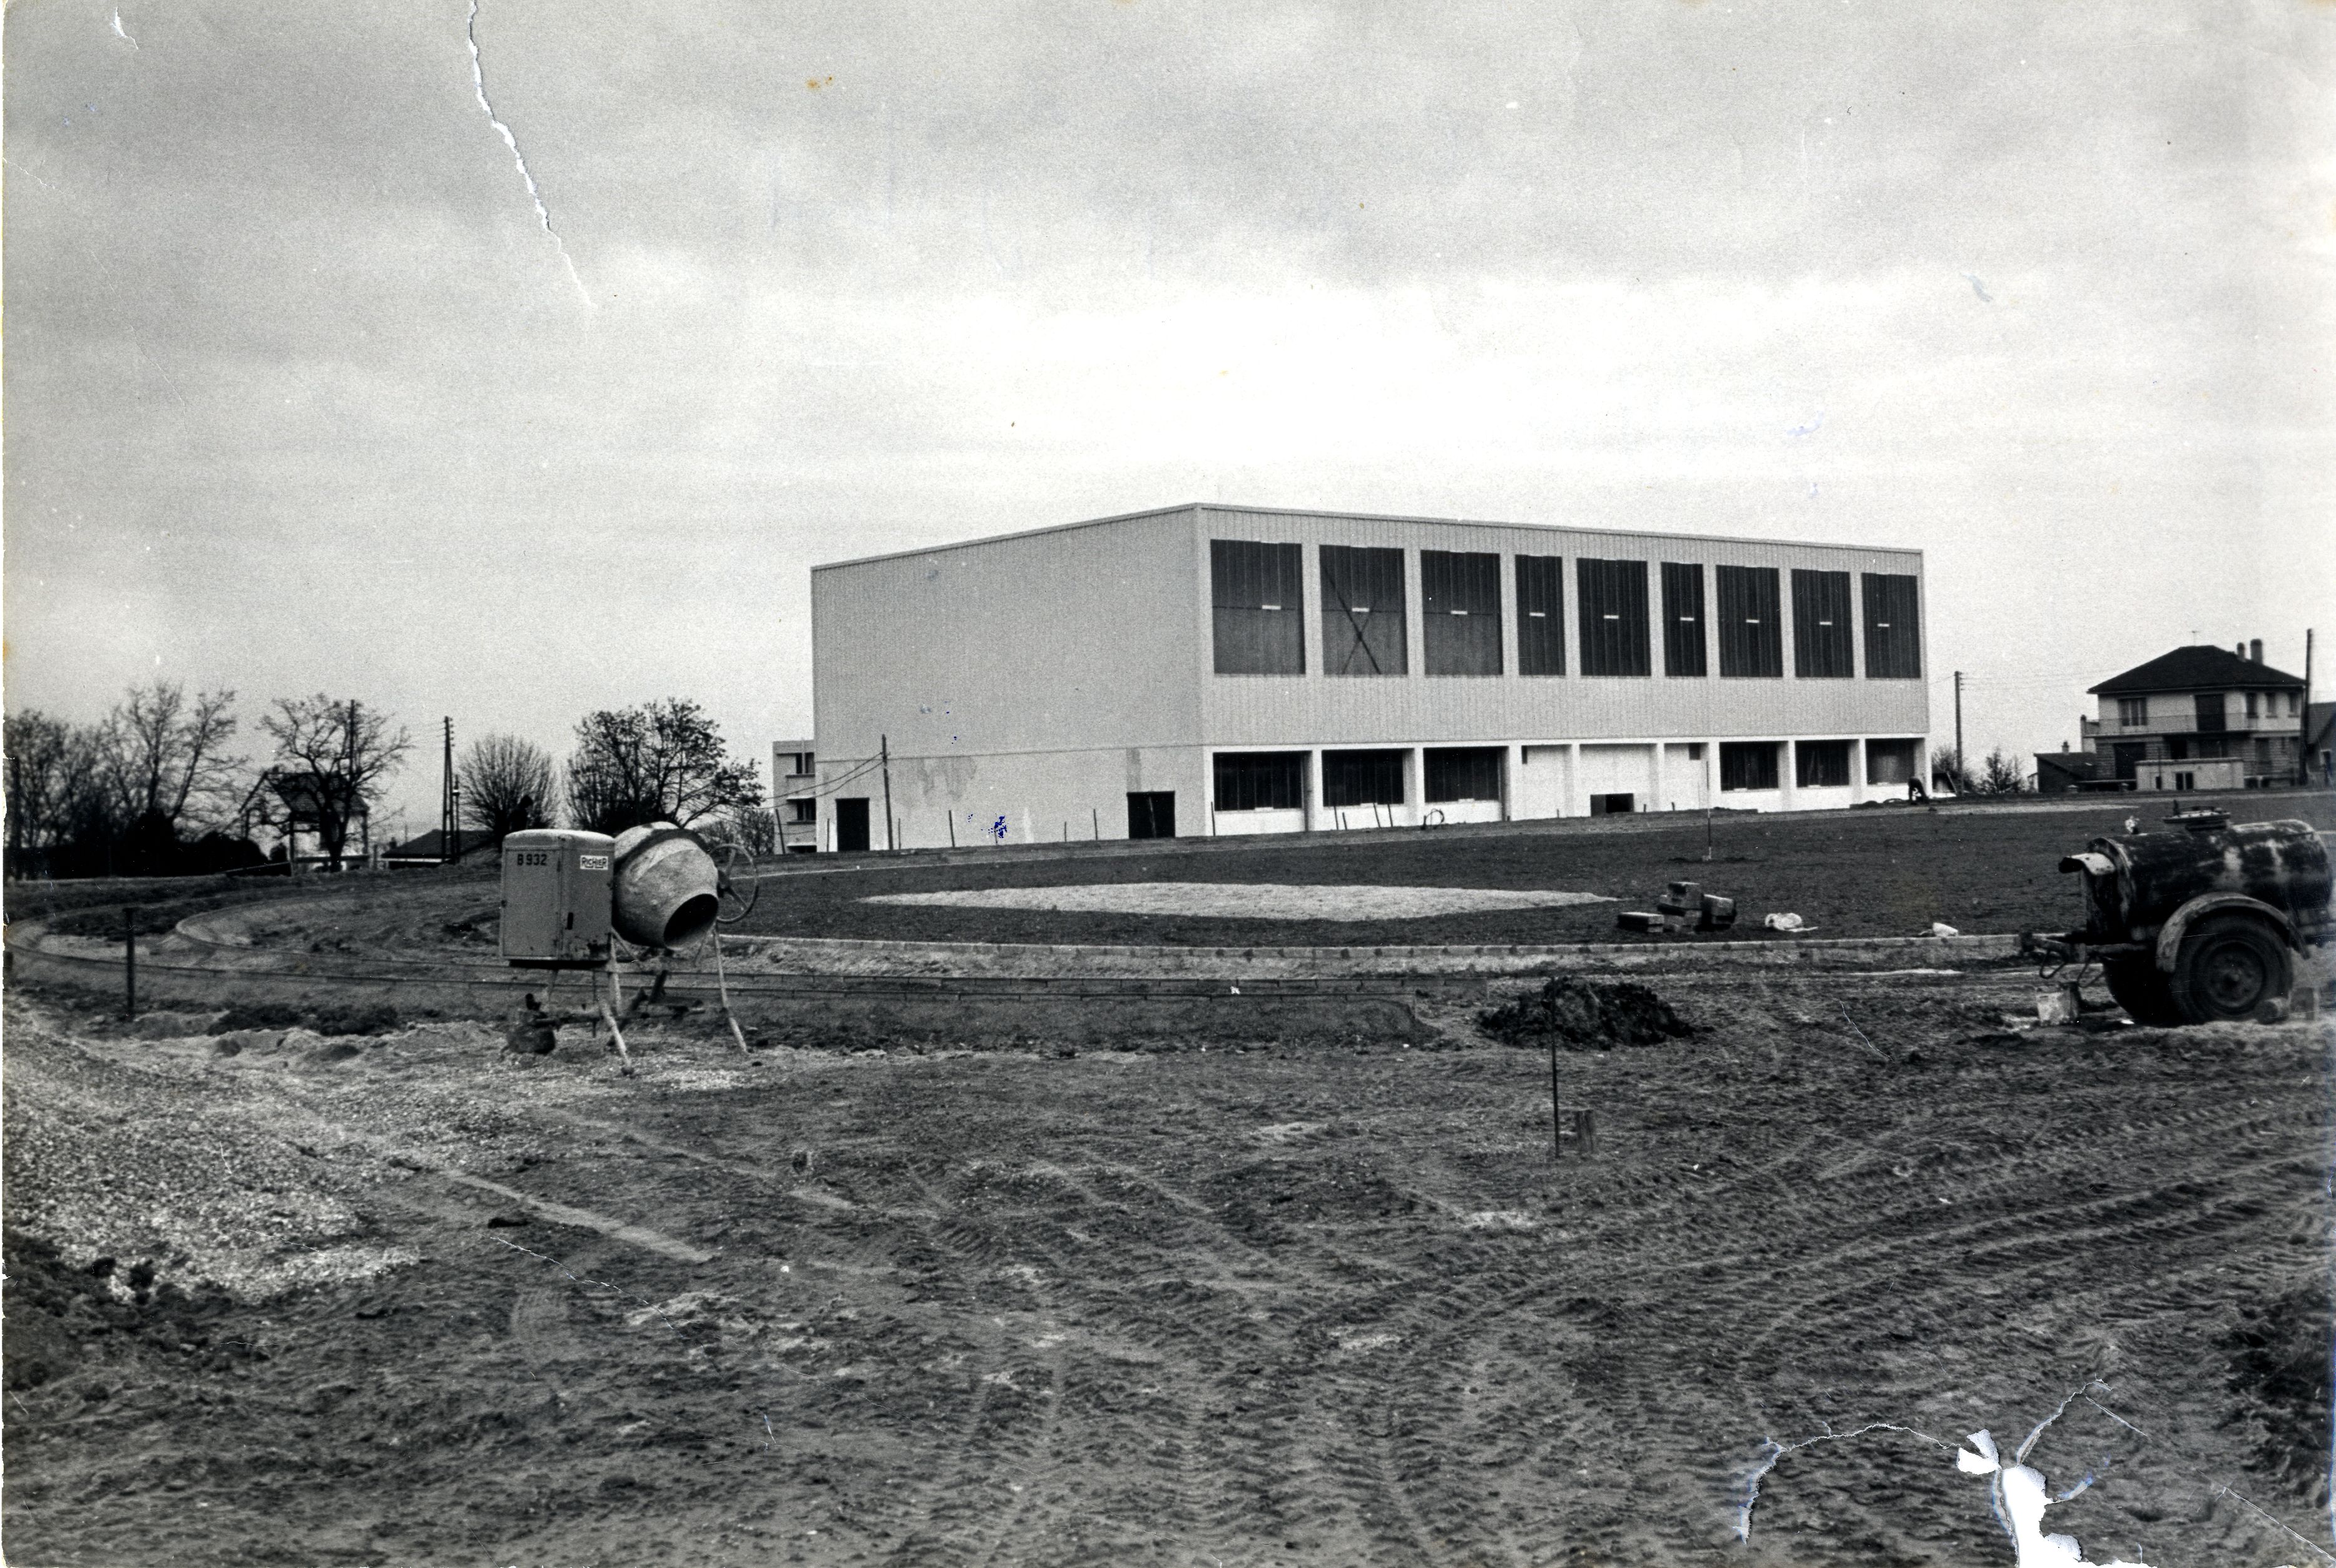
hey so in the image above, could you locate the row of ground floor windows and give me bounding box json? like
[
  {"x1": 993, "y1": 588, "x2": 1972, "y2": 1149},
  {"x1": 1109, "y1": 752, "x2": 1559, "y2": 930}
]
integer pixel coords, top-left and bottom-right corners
[{"x1": 1211, "y1": 738, "x2": 1918, "y2": 810}]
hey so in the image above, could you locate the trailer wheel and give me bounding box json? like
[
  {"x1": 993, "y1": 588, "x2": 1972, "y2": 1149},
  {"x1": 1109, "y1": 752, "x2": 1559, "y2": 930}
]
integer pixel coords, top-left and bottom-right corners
[
  {"x1": 2102, "y1": 955, "x2": 2183, "y2": 1026},
  {"x1": 2169, "y1": 915, "x2": 2293, "y2": 1025}
]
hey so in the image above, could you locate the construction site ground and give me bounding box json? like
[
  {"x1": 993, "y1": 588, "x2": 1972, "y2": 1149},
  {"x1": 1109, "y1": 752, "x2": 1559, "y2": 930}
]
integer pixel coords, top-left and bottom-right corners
[{"x1": 4, "y1": 797, "x2": 2333, "y2": 1565}]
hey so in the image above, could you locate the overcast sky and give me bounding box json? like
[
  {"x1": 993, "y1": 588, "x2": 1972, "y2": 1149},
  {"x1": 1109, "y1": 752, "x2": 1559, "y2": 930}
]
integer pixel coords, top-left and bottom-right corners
[{"x1": 6, "y1": 0, "x2": 2332, "y2": 835}]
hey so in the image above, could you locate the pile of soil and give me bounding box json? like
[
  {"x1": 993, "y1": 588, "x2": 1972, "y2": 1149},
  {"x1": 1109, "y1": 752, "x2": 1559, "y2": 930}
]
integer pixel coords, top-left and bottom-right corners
[
  {"x1": 2220, "y1": 1276, "x2": 2333, "y2": 1504},
  {"x1": 1477, "y1": 977, "x2": 1693, "y2": 1049},
  {"x1": 3, "y1": 1229, "x2": 256, "y2": 1393}
]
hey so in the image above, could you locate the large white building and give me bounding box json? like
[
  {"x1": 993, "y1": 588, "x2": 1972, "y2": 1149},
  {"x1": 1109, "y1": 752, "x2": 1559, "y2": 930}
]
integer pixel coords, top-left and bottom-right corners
[{"x1": 809, "y1": 504, "x2": 1930, "y2": 850}]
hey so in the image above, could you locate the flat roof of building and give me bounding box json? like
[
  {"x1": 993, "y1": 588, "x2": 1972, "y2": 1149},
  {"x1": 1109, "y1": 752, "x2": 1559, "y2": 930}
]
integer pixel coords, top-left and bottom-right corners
[{"x1": 812, "y1": 501, "x2": 1925, "y2": 574}]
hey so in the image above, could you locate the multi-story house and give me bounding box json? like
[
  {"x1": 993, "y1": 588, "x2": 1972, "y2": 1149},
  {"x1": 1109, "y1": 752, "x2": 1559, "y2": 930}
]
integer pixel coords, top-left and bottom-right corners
[
  {"x1": 2086, "y1": 641, "x2": 2308, "y2": 792},
  {"x1": 770, "y1": 740, "x2": 819, "y2": 852}
]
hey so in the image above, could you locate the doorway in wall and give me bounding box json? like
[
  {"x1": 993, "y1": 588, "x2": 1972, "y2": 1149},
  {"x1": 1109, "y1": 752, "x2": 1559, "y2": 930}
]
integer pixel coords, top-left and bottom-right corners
[
  {"x1": 1589, "y1": 793, "x2": 1635, "y2": 815},
  {"x1": 835, "y1": 798, "x2": 870, "y2": 852},
  {"x1": 1127, "y1": 792, "x2": 1176, "y2": 840}
]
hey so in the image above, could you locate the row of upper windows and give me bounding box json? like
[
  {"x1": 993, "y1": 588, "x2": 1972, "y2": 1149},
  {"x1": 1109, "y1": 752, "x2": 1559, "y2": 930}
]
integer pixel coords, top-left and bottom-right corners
[
  {"x1": 1209, "y1": 540, "x2": 1921, "y2": 680},
  {"x1": 2113, "y1": 693, "x2": 2302, "y2": 725}
]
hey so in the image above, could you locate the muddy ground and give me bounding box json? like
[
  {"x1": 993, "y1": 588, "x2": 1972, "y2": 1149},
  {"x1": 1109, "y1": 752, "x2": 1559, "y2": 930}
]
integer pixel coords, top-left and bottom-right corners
[
  {"x1": 161, "y1": 795, "x2": 2336, "y2": 957},
  {"x1": 5, "y1": 965, "x2": 2331, "y2": 1567}
]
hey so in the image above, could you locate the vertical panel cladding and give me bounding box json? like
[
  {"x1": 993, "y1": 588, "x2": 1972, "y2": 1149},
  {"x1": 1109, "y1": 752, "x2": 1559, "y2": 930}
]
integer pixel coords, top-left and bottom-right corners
[
  {"x1": 1420, "y1": 550, "x2": 1503, "y2": 676},
  {"x1": 1661, "y1": 561, "x2": 1707, "y2": 677},
  {"x1": 1791, "y1": 569, "x2": 1855, "y2": 678},
  {"x1": 877, "y1": 744, "x2": 1207, "y2": 848},
  {"x1": 1210, "y1": 539, "x2": 1305, "y2": 675},
  {"x1": 1860, "y1": 573, "x2": 1922, "y2": 678},
  {"x1": 812, "y1": 507, "x2": 1205, "y2": 771},
  {"x1": 1320, "y1": 546, "x2": 1409, "y2": 676},
  {"x1": 1515, "y1": 554, "x2": 1566, "y2": 676},
  {"x1": 1577, "y1": 559, "x2": 1651, "y2": 677}
]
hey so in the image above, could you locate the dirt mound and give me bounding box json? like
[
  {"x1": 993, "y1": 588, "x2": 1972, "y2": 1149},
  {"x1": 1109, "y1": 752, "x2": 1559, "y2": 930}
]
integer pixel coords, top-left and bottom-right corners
[
  {"x1": 3, "y1": 1230, "x2": 255, "y2": 1394},
  {"x1": 1477, "y1": 976, "x2": 1693, "y2": 1049},
  {"x1": 2221, "y1": 1276, "x2": 2333, "y2": 1502}
]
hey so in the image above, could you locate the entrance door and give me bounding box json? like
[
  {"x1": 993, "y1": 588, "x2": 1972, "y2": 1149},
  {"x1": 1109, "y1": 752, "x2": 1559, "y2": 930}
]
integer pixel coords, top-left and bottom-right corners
[
  {"x1": 1128, "y1": 792, "x2": 1176, "y2": 839},
  {"x1": 835, "y1": 797, "x2": 871, "y2": 852}
]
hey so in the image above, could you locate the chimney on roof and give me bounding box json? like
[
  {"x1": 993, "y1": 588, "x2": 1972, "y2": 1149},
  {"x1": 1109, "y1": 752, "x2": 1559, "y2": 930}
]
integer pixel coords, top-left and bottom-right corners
[
  {"x1": 2250, "y1": 638, "x2": 2263, "y2": 663},
  {"x1": 2235, "y1": 641, "x2": 2246, "y2": 657}
]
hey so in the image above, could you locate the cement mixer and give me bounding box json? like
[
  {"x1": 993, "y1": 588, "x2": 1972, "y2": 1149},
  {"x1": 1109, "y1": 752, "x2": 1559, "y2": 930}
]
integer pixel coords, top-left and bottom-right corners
[{"x1": 501, "y1": 821, "x2": 760, "y2": 1072}]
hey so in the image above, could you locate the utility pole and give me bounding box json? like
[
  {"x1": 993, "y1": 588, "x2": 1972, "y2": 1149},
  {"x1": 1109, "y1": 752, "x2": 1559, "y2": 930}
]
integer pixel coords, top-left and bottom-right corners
[
  {"x1": 2304, "y1": 628, "x2": 2315, "y2": 788},
  {"x1": 442, "y1": 717, "x2": 455, "y2": 863},
  {"x1": 880, "y1": 735, "x2": 894, "y2": 852},
  {"x1": 345, "y1": 700, "x2": 359, "y2": 872},
  {"x1": 1954, "y1": 670, "x2": 1965, "y2": 785}
]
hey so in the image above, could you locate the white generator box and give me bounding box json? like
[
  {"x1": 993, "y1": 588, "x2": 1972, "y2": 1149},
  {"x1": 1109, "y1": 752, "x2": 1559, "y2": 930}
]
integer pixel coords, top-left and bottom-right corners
[{"x1": 500, "y1": 829, "x2": 616, "y2": 968}]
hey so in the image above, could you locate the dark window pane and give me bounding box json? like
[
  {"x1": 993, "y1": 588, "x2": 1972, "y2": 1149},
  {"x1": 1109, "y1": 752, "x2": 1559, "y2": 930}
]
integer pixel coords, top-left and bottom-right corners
[
  {"x1": 1792, "y1": 569, "x2": 1854, "y2": 678},
  {"x1": 1795, "y1": 739, "x2": 1850, "y2": 788},
  {"x1": 1716, "y1": 566, "x2": 1782, "y2": 678},
  {"x1": 1320, "y1": 546, "x2": 1408, "y2": 676},
  {"x1": 1516, "y1": 555, "x2": 1565, "y2": 676},
  {"x1": 1211, "y1": 751, "x2": 1304, "y2": 812},
  {"x1": 1323, "y1": 750, "x2": 1406, "y2": 807},
  {"x1": 1577, "y1": 559, "x2": 1650, "y2": 676},
  {"x1": 1425, "y1": 747, "x2": 1504, "y2": 803},
  {"x1": 1860, "y1": 573, "x2": 1921, "y2": 678},
  {"x1": 1720, "y1": 741, "x2": 1779, "y2": 792},
  {"x1": 1421, "y1": 551, "x2": 1502, "y2": 676},
  {"x1": 1210, "y1": 539, "x2": 1305, "y2": 675},
  {"x1": 1865, "y1": 740, "x2": 1920, "y2": 785},
  {"x1": 1661, "y1": 562, "x2": 1706, "y2": 677}
]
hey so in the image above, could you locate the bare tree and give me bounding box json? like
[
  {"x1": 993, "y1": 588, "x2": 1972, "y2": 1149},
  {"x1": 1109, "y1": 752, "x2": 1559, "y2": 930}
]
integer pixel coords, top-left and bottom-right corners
[
  {"x1": 458, "y1": 734, "x2": 555, "y2": 846},
  {"x1": 98, "y1": 680, "x2": 245, "y2": 837},
  {"x1": 706, "y1": 803, "x2": 777, "y2": 856},
  {"x1": 258, "y1": 696, "x2": 413, "y2": 869},
  {"x1": 564, "y1": 699, "x2": 763, "y2": 833},
  {"x1": 4, "y1": 710, "x2": 108, "y2": 875},
  {"x1": 1976, "y1": 745, "x2": 2031, "y2": 796}
]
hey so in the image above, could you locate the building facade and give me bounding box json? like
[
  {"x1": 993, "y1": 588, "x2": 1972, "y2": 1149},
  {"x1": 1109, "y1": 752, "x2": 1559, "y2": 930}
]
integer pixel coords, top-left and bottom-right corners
[
  {"x1": 770, "y1": 740, "x2": 819, "y2": 852},
  {"x1": 809, "y1": 504, "x2": 1931, "y2": 850},
  {"x1": 2084, "y1": 642, "x2": 2308, "y2": 792}
]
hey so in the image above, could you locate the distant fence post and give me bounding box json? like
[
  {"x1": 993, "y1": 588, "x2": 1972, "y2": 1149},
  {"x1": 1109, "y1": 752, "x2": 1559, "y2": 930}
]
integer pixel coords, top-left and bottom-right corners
[{"x1": 123, "y1": 905, "x2": 136, "y2": 1021}]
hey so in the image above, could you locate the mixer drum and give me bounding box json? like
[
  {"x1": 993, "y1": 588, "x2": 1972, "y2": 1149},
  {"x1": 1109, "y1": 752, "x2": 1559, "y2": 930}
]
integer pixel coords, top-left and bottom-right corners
[{"x1": 610, "y1": 822, "x2": 721, "y2": 950}]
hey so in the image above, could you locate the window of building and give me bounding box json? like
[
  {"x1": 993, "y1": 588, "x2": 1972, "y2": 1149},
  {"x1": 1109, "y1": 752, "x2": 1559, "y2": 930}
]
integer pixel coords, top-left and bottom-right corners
[
  {"x1": 2246, "y1": 691, "x2": 2260, "y2": 719},
  {"x1": 1324, "y1": 750, "x2": 1406, "y2": 807},
  {"x1": 2116, "y1": 697, "x2": 2148, "y2": 726},
  {"x1": 1420, "y1": 550, "x2": 1502, "y2": 676},
  {"x1": 2290, "y1": 691, "x2": 2302, "y2": 716},
  {"x1": 1425, "y1": 747, "x2": 1504, "y2": 803},
  {"x1": 1320, "y1": 546, "x2": 1407, "y2": 676},
  {"x1": 1860, "y1": 573, "x2": 1921, "y2": 679},
  {"x1": 1577, "y1": 558, "x2": 1650, "y2": 676},
  {"x1": 1515, "y1": 555, "x2": 1565, "y2": 676},
  {"x1": 1210, "y1": 539, "x2": 1305, "y2": 676},
  {"x1": 1212, "y1": 751, "x2": 1305, "y2": 812},
  {"x1": 1865, "y1": 738, "x2": 1920, "y2": 785},
  {"x1": 1792, "y1": 569, "x2": 1854, "y2": 678},
  {"x1": 1716, "y1": 565, "x2": 1782, "y2": 678},
  {"x1": 1661, "y1": 562, "x2": 1706, "y2": 677},
  {"x1": 1720, "y1": 741, "x2": 1780, "y2": 792},
  {"x1": 787, "y1": 798, "x2": 817, "y2": 824},
  {"x1": 2195, "y1": 693, "x2": 2226, "y2": 733},
  {"x1": 1796, "y1": 739, "x2": 1851, "y2": 788}
]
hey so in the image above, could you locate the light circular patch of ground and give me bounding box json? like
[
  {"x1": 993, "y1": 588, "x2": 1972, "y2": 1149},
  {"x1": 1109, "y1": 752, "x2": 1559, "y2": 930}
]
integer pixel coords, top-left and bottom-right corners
[{"x1": 862, "y1": 882, "x2": 1614, "y2": 921}]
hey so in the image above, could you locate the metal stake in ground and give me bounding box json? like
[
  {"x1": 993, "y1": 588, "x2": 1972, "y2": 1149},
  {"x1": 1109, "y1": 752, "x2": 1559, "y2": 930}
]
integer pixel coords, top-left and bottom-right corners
[
  {"x1": 123, "y1": 905, "x2": 136, "y2": 1021},
  {"x1": 1549, "y1": 1034, "x2": 1562, "y2": 1162}
]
